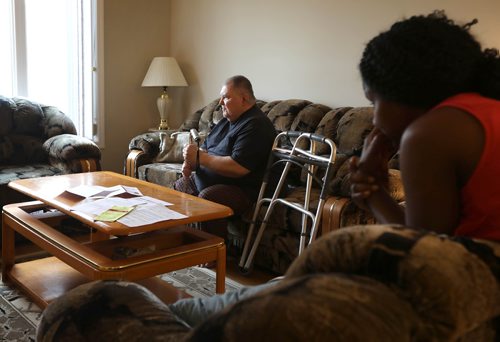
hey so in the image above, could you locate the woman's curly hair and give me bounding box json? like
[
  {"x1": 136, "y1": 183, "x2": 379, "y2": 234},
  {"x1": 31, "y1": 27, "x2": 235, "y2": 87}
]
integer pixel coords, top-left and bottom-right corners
[{"x1": 359, "y1": 10, "x2": 500, "y2": 109}]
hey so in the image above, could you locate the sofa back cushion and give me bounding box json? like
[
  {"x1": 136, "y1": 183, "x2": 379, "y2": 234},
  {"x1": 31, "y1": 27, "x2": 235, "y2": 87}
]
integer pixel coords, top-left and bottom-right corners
[
  {"x1": 42, "y1": 105, "x2": 77, "y2": 137},
  {"x1": 265, "y1": 99, "x2": 311, "y2": 132},
  {"x1": 0, "y1": 97, "x2": 15, "y2": 136},
  {"x1": 336, "y1": 107, "x2": 374, "y2": 155}
]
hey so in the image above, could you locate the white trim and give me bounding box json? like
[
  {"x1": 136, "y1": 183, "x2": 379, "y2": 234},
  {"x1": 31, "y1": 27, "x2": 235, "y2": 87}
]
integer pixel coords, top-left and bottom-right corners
[
  {"x1": 12, "y1": 0, "x2": 27, "y2": 95},
  {"x1": 92, "y1": 0, "x2": 105, "y2": 148}
]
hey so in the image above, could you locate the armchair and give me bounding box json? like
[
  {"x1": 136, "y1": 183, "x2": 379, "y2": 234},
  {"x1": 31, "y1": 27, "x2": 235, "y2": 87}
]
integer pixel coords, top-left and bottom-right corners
[{"x1": 0, "y1": 96, "x2": 101, "y2": 245}]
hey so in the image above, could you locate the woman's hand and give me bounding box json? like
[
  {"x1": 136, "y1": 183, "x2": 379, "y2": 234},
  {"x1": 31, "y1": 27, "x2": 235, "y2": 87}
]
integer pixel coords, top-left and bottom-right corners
[
  {"x1": 358, "y1": 128, "x2": 395, "y2": 184},
  {"x1": 349, "y1": 128, "x2": 395, "y2": 209},
  {"x1": 349, "y1": 156, "x2": 379, "y2": 210}
]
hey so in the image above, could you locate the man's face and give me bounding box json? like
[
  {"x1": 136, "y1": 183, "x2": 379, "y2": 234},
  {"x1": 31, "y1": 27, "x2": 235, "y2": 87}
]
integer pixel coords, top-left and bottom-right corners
[{"x1": 219, "y1": 83, "x2": 246, "y2": 122}]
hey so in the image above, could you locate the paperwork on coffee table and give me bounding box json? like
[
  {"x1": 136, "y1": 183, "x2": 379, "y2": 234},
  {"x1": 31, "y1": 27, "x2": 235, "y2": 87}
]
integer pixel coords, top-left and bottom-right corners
[{"x1": 67, "y1": 185, "x2": 187, "y2": 227}]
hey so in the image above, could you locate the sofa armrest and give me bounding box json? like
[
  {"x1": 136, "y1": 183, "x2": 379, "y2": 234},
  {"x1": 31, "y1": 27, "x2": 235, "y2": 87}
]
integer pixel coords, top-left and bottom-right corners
[
  {"x1": 128, "y1": 132, "x2": 162, "y2": 155},
  {"x1": 125, "y1": 132, "x2": 164, "y2": 178},
  {"x1": 43, "y1": 134, "x2": 102, "y2": 173}
]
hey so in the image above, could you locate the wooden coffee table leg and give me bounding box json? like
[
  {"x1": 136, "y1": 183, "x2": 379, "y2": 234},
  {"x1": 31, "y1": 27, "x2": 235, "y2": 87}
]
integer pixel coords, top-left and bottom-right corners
[
  {"x1": 2, "y1": 214, "x2": 16, "y2": 278},
  {"x1": 215, "y1": 244, "x2": 226, "y2": 294}
]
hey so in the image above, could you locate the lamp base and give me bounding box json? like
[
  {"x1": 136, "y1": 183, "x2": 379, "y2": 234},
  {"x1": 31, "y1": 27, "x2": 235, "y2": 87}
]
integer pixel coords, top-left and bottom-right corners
[
  {"x1": 157, "y1": 89, "x2": 171, "y2": 130},
  {"x1": 158, "y1": 119, "x2": 169, "y2": 130}
]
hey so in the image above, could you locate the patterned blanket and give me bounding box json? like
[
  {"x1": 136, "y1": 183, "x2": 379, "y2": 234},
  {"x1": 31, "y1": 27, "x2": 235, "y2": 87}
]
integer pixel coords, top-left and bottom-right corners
[{"x1": 37, "y1": 225, "x2": 500, "y2": 341}]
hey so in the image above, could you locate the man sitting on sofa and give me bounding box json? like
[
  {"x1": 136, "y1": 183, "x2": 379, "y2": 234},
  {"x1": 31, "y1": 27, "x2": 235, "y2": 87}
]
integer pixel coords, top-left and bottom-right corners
[{"x1": 174, "y1": 75, "x2": 276, "y2": 239}]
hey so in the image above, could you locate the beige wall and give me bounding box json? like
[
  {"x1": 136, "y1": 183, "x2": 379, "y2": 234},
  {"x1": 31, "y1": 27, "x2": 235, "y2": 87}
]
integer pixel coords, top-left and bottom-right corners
[
  {"x1": 102, "y1": 0, "x2": 500, "y2": 172},
  {"x1": 170, "y1": 0, "x2": 500, "y2": 117},
  {"x1": 101, "y1": 0, "x2": 170, "y2": 172}
]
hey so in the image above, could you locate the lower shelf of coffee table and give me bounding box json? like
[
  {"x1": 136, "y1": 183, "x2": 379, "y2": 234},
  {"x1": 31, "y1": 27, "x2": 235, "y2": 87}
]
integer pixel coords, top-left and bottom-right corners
[{"x1": 8, "y1": 256, "x2": 191, "y2": 308}]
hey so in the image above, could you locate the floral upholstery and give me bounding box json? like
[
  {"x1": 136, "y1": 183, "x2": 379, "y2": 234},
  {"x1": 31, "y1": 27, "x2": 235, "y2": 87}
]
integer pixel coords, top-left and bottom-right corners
[{"x1": 126, "y1": 99, "x2": 403, "y2": 274}]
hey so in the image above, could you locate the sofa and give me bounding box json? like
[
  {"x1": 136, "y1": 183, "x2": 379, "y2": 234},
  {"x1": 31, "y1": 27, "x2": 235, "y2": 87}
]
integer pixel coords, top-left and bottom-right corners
[
  {"x1": 0, "y1": 96, "x2": 101, "y2": 245},
  {"x1": 125, "y1": 99, "x2": 403, "y2": 274},
  {"x1": 37, "y1": 224, "x2": 500, "y2": 340}
]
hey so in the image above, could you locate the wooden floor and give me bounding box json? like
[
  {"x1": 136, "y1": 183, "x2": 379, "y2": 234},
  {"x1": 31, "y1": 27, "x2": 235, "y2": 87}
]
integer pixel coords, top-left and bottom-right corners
[{"x1": 222, "y1": 256, "x2": 278, "y2": 286}]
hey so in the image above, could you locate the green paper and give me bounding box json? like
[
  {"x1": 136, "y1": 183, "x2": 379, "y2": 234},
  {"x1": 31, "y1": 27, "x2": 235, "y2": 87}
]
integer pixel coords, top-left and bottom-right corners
[{"x1": 95, "y1": 206, "x2": 134, "y2": 222}]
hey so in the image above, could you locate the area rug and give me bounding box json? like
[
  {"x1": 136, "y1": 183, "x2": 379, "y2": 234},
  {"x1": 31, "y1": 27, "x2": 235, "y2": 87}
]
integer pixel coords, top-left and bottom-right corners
[{"x1": 0, "y1": 267, "x2": 244, "y2": 341}]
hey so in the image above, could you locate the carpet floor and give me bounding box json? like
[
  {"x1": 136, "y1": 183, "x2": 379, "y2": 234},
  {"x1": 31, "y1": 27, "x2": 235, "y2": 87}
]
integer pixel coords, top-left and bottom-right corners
[{"x1": 0, "y1": 267, "x2": 244, "y2": 341}]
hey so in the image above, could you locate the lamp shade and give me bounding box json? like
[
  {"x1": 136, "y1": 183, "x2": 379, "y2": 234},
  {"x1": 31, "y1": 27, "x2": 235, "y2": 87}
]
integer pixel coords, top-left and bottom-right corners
[{"x1": 141, "y1": 57, "x2": 188, "y2": 87}]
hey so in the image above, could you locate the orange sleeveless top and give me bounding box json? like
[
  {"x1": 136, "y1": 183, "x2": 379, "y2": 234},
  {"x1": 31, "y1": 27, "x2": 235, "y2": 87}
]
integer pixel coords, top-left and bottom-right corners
[{"x1": 436, "y1": 93, "x2": 500, "y2": 241}]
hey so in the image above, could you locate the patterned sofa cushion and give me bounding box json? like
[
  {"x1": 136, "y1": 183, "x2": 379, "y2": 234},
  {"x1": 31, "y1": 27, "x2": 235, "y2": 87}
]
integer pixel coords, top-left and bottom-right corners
[
  {"x1": 336, "y1": 107, "x2": 374, "y2": 155},
  {"x1": 265, "y1": 99, "x2": 311, "y2": 132},
  {"x1": 313, "y1": 107, "x2": 352, "y2": 155},
  {"x1": 138, "y1": 163, "x2": 183, "y2": 189}
]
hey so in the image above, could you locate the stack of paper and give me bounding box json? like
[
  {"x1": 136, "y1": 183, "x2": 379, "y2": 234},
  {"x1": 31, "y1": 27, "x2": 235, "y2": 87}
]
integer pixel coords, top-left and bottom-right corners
[{"x1": 68, "y1": 185, "x2": 187, "y2": 227}]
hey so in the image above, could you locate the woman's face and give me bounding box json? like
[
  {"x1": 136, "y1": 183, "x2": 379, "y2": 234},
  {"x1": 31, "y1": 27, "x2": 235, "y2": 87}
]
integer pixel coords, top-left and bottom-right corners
[{"x1": 364, "y1": 85, "x2": 424, "y2": 145}]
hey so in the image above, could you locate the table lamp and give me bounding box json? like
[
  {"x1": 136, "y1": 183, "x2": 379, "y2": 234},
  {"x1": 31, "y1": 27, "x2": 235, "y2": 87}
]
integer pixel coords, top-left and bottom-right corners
[{"x1": 142, "y1": 57, "x2": 188, "y2": 130}]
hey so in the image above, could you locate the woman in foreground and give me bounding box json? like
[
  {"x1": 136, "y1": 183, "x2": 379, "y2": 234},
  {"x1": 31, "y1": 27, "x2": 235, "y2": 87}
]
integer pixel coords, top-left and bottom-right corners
[{"x1": 351, "y1": 10, "x2": 500, "y2": 240}]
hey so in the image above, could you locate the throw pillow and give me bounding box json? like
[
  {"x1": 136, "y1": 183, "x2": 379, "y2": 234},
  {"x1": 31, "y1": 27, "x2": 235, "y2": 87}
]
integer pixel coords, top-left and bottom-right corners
[{"x1": 155, "y1": 132, "x2": 206, "y2": 163}]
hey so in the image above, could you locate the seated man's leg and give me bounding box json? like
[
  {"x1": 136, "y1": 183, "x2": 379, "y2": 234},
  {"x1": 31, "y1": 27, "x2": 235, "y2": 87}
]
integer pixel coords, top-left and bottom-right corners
[
  {"x1": 173, "y1": 174, "x2": 199, "y2": 196},
  {"x1": 198, "y1": 184, "x2": 252, "y2": 238},
  {"x1": 168, "y1": 280, "x2": 278, "y2": 327}
]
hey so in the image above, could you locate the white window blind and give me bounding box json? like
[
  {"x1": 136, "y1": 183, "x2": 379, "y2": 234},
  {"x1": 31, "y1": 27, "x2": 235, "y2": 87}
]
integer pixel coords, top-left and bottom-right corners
[{"x1": 0, "y1": 0, "x2": 104, "y2": 145}]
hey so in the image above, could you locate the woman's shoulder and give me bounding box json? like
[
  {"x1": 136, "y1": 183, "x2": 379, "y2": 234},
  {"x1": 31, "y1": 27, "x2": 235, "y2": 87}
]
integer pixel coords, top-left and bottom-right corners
[
  {"x1": 405, "y1": 105, "x2": 481, "y2": 143},
  {"x1": 402, "y1": 105, "x2": 484, "y2": 185}
]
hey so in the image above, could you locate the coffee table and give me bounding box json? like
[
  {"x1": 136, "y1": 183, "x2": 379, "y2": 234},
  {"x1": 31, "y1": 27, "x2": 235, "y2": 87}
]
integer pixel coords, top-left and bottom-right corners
[{"x1": 2, "y1": 171, "x2": 233, "y2": 308}]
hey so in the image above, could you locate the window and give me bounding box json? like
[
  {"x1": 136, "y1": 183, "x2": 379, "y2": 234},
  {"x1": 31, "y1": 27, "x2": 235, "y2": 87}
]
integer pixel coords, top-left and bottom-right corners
[{"x1": 0, "y1": 0, "x2": 104, "y2": 145}]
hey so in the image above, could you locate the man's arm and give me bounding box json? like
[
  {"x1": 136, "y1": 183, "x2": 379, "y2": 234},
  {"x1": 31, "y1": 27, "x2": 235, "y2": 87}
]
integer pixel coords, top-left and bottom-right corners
[{"x1": 183, "y1": 144, "x2": 250, "y2": 178}]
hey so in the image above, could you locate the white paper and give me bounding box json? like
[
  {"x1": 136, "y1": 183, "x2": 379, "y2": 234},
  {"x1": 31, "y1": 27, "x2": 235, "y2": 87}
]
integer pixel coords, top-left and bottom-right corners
[
  {"x1": 118, "y1": 203, "x2": 187, "y2": 227},
  {"x1": 71, "y1": 197, "x2": 138, "y2": 216},
  {"x1": 137, "y1": 195, "x2": 173, "y2": 206},
  {"x1": 66, "y1": 185, "x2": 107, "y2": 198},
  {"x1": 66, "y1": 185, "x2": 143, "y2": 199},
  {"x1": 70, "y1": 197, "x2": 185, "y2": 227}
]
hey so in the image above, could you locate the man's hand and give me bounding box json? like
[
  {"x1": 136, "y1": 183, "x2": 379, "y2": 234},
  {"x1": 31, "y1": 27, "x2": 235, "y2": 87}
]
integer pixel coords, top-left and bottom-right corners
[
  {"x1": 181, "y1": 161, "x2": 192, "y2": 178},
  {"x1": 183, "y1": 143, "x2": 199, "y2": 169}
]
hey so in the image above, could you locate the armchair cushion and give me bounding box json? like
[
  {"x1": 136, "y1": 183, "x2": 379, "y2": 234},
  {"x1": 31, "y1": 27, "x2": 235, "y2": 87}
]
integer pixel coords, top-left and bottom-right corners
[
  {"x1": 0, "y1": 136, "x2": 14, "y2": 161},
  {"x1": 0, "y1": 164, "x2": 63, "y2": 185},
  {"x1": 9, "y1": 134, "x2": 47, "y2": 163}
]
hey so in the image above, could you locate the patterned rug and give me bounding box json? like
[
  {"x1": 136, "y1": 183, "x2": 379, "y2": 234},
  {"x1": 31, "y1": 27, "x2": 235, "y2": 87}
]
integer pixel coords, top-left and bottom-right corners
[{"x1": 0, "y1": 267, "x2": 244, "y2": 341}]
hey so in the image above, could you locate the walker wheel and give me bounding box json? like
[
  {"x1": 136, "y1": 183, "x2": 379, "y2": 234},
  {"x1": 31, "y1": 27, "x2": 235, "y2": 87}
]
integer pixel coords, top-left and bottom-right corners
[{"x1": 238, "y1": 265, "x2": 253, "y2": 276}]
